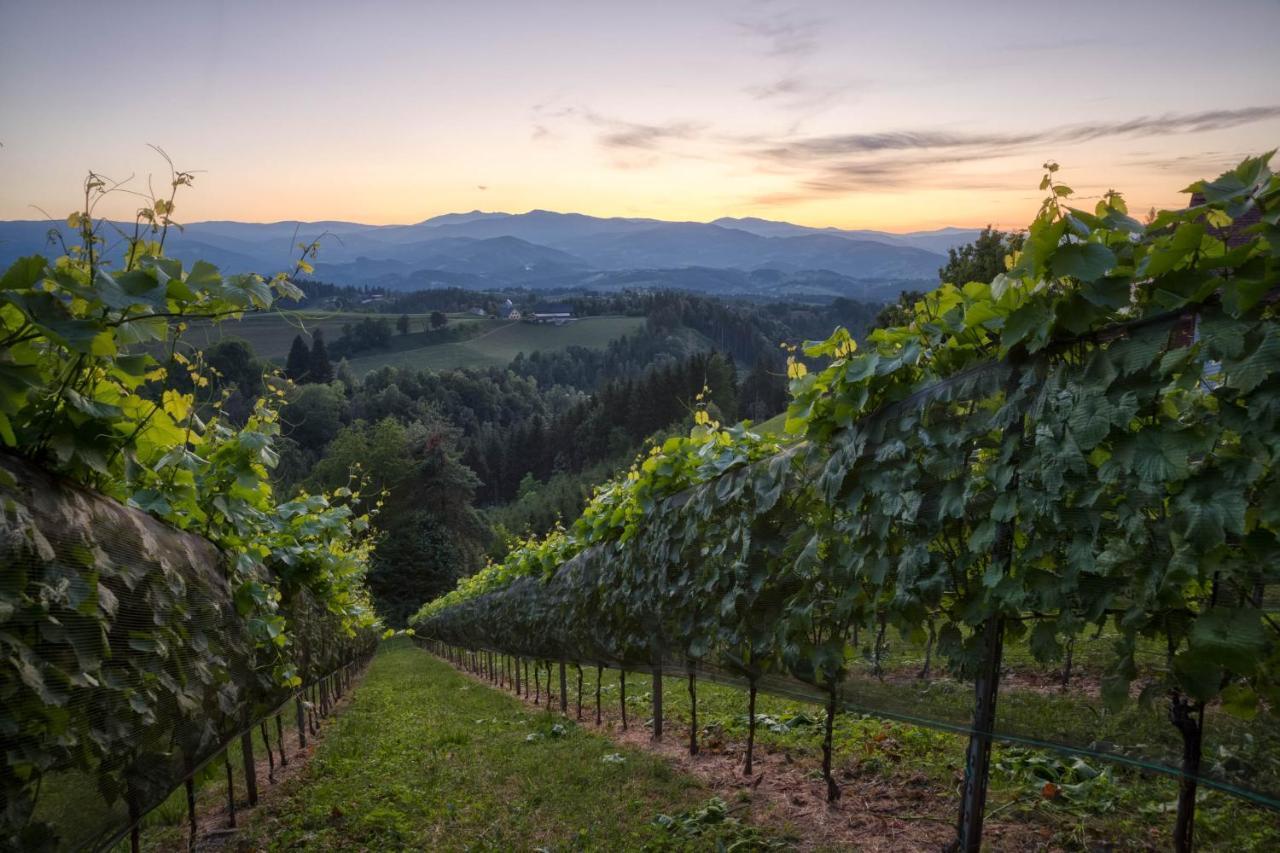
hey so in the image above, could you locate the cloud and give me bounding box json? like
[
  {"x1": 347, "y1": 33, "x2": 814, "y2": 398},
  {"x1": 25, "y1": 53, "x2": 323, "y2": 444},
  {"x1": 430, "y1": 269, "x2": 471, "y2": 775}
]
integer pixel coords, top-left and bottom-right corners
[
  {"x1": 596, "y1": 119, "x2": 705, "y2": 150},
  {"x1": 737, "y1": 9, "x2": 824, "y2": 59},
  {"x1": 756, "y1": 106, "x2": 1280, "y2": 162},
  {"x1": 744, "y1": 105, "x2": 1280, "y2": 203},
  {"x1": 745, "y1": 75, "x2": 809, "y2": 100},
  {"x1": 1122, "y1": 150, "x2": 1249, "y2": 172}
]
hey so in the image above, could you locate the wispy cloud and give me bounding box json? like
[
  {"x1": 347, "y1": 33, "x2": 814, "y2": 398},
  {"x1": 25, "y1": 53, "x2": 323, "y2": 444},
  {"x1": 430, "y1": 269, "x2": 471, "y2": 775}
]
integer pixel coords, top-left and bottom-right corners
[
  {"x1": 745, "y1": 75, "x2": 809, "y2": 100},
  {"x1": 744, "y1": 106, "x2": 1280, "y2": 202},
  {"x1": 737, "y1": 9, "x2": 824, "y2": 59},
  {"x1": 595, "y1": 118, "x2": 705, "y2": 150},
  {"x1": 756, "y1": 107, "x2": 1280, "y2": 162},
  {"x1": 528, "y1": 104, "x2": 705, "y2": 155}
]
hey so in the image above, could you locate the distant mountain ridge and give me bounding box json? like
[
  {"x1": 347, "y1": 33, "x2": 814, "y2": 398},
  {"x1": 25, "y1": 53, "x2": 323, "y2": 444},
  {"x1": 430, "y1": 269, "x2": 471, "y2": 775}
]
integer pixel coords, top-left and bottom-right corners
[{"x1": 0, "y1": 210, "x2": 981, "y2": 301}]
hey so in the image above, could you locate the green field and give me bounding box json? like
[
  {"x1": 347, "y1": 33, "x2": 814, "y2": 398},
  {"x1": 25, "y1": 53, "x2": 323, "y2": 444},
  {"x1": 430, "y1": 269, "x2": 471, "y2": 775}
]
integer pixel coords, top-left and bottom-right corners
[
  {"x1": 188, "y1": 311, "x2": 645, "y2": 377},
  {"x1": 184, "y1": 311, "x2": 449, "y2": 361},
  {"x1": 344, "y1": 316, "x2": 645, "y2": 376}
]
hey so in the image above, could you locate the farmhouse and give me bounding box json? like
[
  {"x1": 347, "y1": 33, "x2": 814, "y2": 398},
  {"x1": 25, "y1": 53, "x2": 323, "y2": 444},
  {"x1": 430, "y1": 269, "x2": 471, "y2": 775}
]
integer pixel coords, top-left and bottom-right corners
[{"x1": 529, "y1": 303, "x2": 574, "y2": 325}]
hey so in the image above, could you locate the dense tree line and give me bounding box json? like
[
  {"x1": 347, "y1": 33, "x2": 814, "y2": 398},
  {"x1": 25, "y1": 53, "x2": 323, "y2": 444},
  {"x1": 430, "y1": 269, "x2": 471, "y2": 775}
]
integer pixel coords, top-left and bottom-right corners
[
  {"x1": 266, "y1": 347, "x2": 737, "y2": 620},
  {"x1": 465, "y1": 350, "x2": 739, "y2": 505},
  {"x1": 187, "y1": 285, "x2": 886, "y2": 623}
]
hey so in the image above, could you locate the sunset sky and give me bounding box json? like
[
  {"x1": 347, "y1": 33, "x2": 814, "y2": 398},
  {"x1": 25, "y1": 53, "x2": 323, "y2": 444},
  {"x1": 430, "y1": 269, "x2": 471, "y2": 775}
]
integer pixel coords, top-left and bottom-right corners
[{"x1": 2, "y1": 0, "x2": 1278, "y2": 232}]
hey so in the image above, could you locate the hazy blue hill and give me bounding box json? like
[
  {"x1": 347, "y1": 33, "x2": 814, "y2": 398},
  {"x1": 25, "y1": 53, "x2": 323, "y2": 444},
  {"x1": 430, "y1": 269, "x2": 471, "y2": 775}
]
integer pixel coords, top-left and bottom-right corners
[
  {"x1": 183, "y1": 220, "x2": 376, "y2": 241},
  {"x1": 553, "y1": 223, "x2": 942, "y2": 279},
  {"x1": 556, "y1": 222, "x2": 765, "y2": 269},
  {"x1": 409, "y1": 209, "x2": 667, "y2": 244},
  {"x1": 398, "y1": 235, "x2": 589, "y2": 276},
  {"x1": 415, "y1": 210, "x2": 512, "y2": 227},
  {"x1": 313, "y1": 236, "x2": 588, "y2": 286},
  {"x1": 0, "y1": 207, "x2": 962, "y2": 295},
  {"x1": 711, "y1": 216, "x2": 982, "y2": 254},
  {"x1": 758, "y1": 233, "x2": 943, "y2": 278}
]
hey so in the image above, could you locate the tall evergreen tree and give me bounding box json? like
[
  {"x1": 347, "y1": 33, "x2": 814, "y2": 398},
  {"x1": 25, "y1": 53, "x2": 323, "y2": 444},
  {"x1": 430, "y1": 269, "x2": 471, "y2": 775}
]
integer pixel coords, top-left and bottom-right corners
[
  {"x1": 309, "y1": 330, "x2": 334, "y2": 384},
  {"x1": 285, "y1": 334, "x2": 311, "y2": 383}
]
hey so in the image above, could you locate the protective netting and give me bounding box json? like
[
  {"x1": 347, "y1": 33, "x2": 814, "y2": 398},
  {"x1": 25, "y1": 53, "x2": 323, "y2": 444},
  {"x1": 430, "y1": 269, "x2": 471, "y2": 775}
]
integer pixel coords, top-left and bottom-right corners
[
  {"x1": 0, "y1": 455, "x2": 375, "y2": 851},
  {"x1": 416, "y1": 303, "x2": 1280, "y2": 821}
]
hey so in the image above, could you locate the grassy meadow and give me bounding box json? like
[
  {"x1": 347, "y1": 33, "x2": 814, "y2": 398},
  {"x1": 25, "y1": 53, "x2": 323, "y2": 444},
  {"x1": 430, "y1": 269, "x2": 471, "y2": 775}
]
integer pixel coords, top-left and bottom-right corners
[{"x1": 187, "y1": 311, "x2": 645, "y2": 377}]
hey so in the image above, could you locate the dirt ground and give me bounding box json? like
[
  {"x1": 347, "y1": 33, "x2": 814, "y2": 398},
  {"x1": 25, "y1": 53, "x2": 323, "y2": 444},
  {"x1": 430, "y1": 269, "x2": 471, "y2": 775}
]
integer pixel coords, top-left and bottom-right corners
[{"x1": 450, "y1": 659, "x2": 1061, "y2": 852}]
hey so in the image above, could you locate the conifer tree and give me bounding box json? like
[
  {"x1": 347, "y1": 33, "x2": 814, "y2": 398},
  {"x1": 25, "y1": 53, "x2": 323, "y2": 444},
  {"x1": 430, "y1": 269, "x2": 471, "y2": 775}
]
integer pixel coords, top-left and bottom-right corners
[
  {"x1": 285, "y1": 334, "x2": 311, "y2": 383},
  {"x1": 309, "y1": 329, "x2": 334, "y2": 384}
]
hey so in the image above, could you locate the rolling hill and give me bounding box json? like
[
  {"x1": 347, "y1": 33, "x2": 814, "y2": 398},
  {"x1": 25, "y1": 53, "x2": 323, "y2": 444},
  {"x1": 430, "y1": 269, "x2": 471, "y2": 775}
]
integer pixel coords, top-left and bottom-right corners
[
  {"x1": 343, "y1": 315, "x2": 645, "y2": 376},
  {"x1": 186, "y1": 310, "x2": 646, "y2": 378},
  {"x1": 0, "y1": 210, "x2": 979, "y2": 300}
]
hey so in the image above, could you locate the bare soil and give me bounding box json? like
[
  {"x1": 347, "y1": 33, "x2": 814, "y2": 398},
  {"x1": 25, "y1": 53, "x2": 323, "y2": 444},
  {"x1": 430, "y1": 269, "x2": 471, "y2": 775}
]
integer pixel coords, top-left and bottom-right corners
[{"x1": 451, "y1": 660, "x2": 1062, "y2": 852}]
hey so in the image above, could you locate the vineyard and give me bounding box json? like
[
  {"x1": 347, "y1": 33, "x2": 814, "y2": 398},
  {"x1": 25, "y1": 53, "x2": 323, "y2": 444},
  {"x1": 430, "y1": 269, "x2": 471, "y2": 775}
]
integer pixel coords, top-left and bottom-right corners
[
  {"x1": 410, "y1": 158, "x2": 1280, "y2": 850},
  {"x1": 0, "y1": 173, "x2": 381, "y2": 850},
  {"x1": 0, "y1": 154, "x2": 1277, "y2": 852}
]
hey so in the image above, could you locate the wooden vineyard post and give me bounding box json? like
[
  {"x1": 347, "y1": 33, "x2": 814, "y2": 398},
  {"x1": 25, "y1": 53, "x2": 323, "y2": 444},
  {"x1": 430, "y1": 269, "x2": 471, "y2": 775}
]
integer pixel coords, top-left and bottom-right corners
[
  {"x1": 128, "y1": 792, "x2": 140, "y2": 853},
  {"x1": 559, "y1": 660, "x2": 568, "y2": 714},
  {"x1": 296, "y1": 693, "x2": 307, "y2": 749},
  {"x1": 184, "y1": 753, "x2": 197, "y2": 847},
  {"x1": 576, "y1": 664, "x2": 584, "y2": 720},
  {"x1": 1170, "y1": 694, "x2": 1206, "y2": 853},
  {"x1": 651, "y1": 663, "x2": 663, "y2": 741},
  {"x1": 953, "y1": 362, "x2": 1023, "y2": 853},
  {"x1": 261, "y1": 720, "x2": 275, "y2": 783},
  {"x1": 224, "y1": 750, "x2": 237, "y2": 827},
  {"x1": 954, "y1": 616, "x2": 1004, "y2": 851},
  {"x1": 185, "y1": 775, "x2": 197, "y2": 847},
  {"x1": 745, "y1": 679, "x2": 758, "y2": 775},
  {"x1": 821, "y1": 684, "x2": 840, "y2": 803},
  {"x1": 240, "y1": 722, "x2": 259, "y2": 806},
  {"x1": 277, "y1": 714, "x2": 288, "y2": 767},
  {"x1": 687, "y1": 667, "x2": 698, "y2": 755},
  {"x1": 620, "y1": 670, "x2": 628, "y2": 730},
  {"x1": 595, "y1": 665, "x2": 603, "y2": 725},
  {"x1": 514, "y1": 656, "x2": 522, "y2": 695}
]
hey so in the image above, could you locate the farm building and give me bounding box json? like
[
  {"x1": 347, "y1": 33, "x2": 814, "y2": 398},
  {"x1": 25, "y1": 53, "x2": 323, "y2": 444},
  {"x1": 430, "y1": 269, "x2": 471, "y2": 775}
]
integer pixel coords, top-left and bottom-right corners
[{"x1": 529, "y1": 303, "x2": 574, "y2": 325}]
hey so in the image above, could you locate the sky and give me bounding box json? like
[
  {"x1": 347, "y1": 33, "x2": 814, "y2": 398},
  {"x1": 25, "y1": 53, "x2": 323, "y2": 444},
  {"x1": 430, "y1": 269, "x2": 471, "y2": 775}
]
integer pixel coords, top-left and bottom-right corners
[{"x1": 1, "y1": 0, "x2": 1278, "y2": 232}]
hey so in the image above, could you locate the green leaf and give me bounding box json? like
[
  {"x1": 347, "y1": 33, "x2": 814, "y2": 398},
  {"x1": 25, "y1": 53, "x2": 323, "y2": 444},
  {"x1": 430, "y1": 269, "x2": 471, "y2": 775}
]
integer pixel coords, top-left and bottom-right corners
[
  {"x1": 1143, "y1": 223, "x2": 1204, "y2": 278},
  {"x1": 1226, "y1": 326, "x2": 1280, "y2": 393},
  {"x1": 0, "y1": 255, "x2": 47, "y2": 291},
  {"x1": 1001, "y1": 301, "x2": 1052, "y2": 352},
  {"x1": 1067, "y1": 392, "x2": 1114, "y2": 451},
  {"x1": 1051, "y1": 243, "x2": 1116, "y2": 282},
  {"x1": 1188, "y1": 607, "x2": 1268, "y2": 675},
  {"x1": 1127, "y1": 430, "x2": 1191, "y2": 482}
]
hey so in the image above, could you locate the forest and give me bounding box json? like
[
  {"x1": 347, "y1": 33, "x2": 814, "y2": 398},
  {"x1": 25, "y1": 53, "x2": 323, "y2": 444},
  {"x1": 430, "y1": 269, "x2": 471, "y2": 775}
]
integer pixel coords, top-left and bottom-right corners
[{"x1": 198, "y1": 284, "x2": 892, "y2": 624}]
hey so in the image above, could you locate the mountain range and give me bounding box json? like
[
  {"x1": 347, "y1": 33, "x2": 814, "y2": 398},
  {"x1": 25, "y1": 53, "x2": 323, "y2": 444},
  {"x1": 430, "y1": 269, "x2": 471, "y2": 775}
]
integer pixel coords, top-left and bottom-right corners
[{"x1": 0, "y1": 210, "x2": 981, "y2": 301}]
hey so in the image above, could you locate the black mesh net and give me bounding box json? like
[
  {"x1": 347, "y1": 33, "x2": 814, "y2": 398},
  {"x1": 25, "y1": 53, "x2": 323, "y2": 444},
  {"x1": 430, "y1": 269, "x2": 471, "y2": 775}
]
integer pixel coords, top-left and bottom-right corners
[{"x1": 0, "y1": 455, "x2": 374, "y2": 851}]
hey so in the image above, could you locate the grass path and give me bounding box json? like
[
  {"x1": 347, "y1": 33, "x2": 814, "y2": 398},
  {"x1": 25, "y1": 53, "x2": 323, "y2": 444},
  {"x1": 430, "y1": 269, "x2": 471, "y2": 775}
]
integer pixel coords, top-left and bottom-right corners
[{"x1": 233, "y1": 639, "x2": 768, "y2": 851}]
